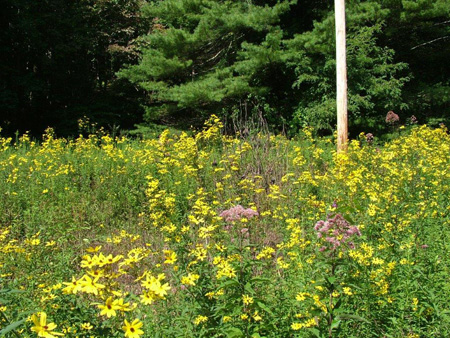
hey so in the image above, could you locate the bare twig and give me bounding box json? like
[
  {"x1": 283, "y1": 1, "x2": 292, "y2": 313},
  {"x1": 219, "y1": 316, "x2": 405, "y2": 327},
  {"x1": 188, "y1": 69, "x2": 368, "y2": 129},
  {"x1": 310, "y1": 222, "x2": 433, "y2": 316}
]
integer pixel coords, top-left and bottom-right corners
[
  {"x1": 411, "y1": 35, "x2": 450, "y2": 50},
  {"x1": 434, "y1": 20, "x2": 450, "y2": 26}
]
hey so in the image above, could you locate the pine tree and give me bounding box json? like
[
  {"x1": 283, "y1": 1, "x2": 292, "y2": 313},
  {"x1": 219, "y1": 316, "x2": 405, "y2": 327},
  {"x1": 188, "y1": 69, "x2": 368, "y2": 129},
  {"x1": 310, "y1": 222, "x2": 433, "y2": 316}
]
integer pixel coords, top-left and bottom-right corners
[{"x1": 118, "y1": 0, "x2": 294, "y2": 124}]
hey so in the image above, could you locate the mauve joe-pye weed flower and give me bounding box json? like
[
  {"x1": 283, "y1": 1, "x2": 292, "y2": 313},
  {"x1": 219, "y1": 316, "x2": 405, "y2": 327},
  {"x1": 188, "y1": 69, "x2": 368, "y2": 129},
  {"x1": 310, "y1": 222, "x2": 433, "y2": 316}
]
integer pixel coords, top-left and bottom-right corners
[
  {"x1": 219, "y1": 205, "x2": 258, "y2": 222},
  {"x1": 315, "y1": 214, "x2": 361, "y2": 252},
  {"x1": 386, "y1": 110, "x2": 400, "y2": 124}
]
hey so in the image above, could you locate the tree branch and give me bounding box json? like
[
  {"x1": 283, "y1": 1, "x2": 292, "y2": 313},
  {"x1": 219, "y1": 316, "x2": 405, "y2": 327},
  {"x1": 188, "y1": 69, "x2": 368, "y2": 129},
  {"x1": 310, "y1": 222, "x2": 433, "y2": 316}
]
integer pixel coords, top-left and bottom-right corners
[
  {"x1": 434, "y1": 20, "x2": 450, "y2": 26},
  {"x1": 411, "y1": 36, "x2": 450, "y2": 50}
]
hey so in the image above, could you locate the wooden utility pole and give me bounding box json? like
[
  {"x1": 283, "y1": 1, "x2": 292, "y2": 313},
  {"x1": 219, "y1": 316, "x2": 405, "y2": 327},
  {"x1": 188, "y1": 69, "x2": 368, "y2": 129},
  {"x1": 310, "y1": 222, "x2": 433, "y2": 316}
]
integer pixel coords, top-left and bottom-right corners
[{"x1": 335, "y1": 0, "x2": 348, "y2": 152}]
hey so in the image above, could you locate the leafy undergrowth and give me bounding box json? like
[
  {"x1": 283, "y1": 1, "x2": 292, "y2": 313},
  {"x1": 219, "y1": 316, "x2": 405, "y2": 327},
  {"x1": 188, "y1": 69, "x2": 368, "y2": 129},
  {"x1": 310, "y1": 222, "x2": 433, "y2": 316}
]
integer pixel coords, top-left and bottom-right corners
[{"x1": 1, "y1": 117, "x2": 450, "y2": 337}]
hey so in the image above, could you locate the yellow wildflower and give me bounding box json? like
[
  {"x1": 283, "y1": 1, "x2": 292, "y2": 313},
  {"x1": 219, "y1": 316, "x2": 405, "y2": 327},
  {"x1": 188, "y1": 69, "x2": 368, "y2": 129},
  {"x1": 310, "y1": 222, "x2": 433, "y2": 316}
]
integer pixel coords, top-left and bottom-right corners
[
  {"x1": 242, "y1": 294, "x2": 254, "y2": 305},
  {"x1": 31, "y1": 312, "x2": 64, "y2": 337},
  {"x1": 193, "y1": 315, "x2": 208, "y2": 325},
  {"x1": 97, "y1": 297, "x2": 121, "y2": 318},
  {"x1": 122, "y1": 319, "x2": 144, "y2": 338}
]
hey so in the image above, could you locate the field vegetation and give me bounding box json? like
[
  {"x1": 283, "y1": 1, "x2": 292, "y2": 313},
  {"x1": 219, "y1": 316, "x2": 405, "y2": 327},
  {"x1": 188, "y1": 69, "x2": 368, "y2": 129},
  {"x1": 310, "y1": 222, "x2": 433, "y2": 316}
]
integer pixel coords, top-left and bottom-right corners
[{"x1": 1, "y1": 117, "x2": 450, "y2": 337}]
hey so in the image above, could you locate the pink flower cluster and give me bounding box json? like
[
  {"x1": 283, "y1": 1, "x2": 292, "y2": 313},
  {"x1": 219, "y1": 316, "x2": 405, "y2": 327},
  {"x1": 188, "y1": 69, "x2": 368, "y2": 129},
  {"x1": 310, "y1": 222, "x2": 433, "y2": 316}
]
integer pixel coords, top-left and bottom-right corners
[
  {"x1": 219, "y1": 205, "x2": 259, "y2": 222},
  {"x1": 314, "y1": 214, "x2": 361, "y2": 252},
  {"x1": 365, "y1": 133, "x2": 374, "y2": 144},
  {"x1": 386, "y1": 110, "x2": 400, "y2": 124}
]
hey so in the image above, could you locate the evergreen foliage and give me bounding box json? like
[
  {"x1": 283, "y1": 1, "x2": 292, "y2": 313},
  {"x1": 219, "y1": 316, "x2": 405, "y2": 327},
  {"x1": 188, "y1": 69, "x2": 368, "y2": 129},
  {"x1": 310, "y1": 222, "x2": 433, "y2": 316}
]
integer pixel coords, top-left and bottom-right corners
[
  {"x1": 284, "y1": 1, "x2": 410, "y2": 132},
  {"x1": 118, "y1": 0, "x2": 295, "y2": 126},
  {"x1": 1, "y1": 0, "x2": 449, "y2": 135}
]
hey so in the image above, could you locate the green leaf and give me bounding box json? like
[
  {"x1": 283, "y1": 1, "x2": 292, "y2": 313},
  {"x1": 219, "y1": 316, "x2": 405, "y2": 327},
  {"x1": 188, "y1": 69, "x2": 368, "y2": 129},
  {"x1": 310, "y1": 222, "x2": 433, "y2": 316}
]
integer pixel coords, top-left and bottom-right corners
[
  {"x1": 250, "y1": 277, "x2": 272, "y2": 283},
  {"x1": 225, "y1": 327, "x2": 244, "y2": 338},
  {"x1": 344, "y1": 214, "x2": 355, "y2": 225},
  {"x1": 0, "y1": 318, "x2": 25, "y2": 336},
  {"x1": 218, "y1": 279, "x2": 239, "y2": 289},
  {"x1": 256, "y1": 301, "x2": 274, "y2": 316},
  {"x1": 307, "y1": 327, "x2": 321, "y2": 337},
  {"x1": 0, "y1": 289, "x2": 23, "y2": 295},
  {"x1": 244, "y1": 282, "x2": 255, "y2": 294},
  {"x1": 331, "y1": 319, "x2": 341, "y2": 329},
  {"x1": 333, "y1": 297, "x2": 343, "y2": 311},
  {"x1": 326, "y1": 276, "x2": 336, "y2": 285},
  {"x1": 336, "y1": 313, "x2": 369, "y2": 323}
]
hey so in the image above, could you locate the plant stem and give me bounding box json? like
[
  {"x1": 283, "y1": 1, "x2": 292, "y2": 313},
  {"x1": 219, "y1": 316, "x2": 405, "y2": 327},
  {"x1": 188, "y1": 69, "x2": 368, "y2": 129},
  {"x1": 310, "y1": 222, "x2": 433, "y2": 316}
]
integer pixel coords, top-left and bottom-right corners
[{"x1": 328, "y1": 262, "x2": 336, "y2": 338}]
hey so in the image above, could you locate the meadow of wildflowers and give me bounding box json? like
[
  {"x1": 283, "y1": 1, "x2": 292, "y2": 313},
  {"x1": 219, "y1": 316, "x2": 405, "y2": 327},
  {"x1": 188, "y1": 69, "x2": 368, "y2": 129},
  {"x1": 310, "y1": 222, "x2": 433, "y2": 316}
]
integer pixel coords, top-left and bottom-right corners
[{"x1": 1, "y1": 117, "x2": 450, "y2": 337}]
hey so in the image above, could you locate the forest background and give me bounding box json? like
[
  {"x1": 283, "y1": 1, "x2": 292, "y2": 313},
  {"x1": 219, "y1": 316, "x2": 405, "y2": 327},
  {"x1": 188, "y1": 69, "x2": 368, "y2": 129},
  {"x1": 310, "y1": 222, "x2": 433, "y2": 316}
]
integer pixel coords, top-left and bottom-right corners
[{"x1": 1, "y1": 0, "x2": 449, "y2": 137}]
